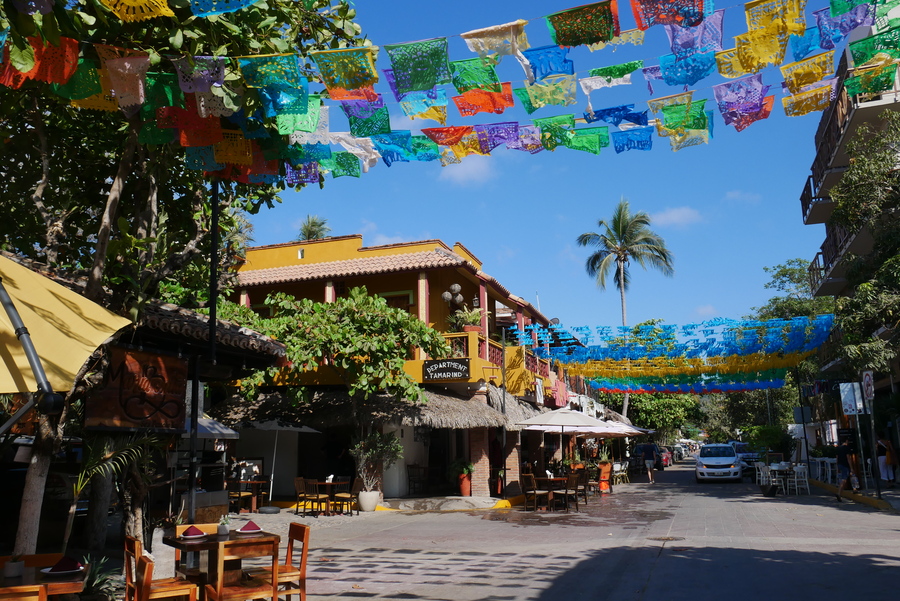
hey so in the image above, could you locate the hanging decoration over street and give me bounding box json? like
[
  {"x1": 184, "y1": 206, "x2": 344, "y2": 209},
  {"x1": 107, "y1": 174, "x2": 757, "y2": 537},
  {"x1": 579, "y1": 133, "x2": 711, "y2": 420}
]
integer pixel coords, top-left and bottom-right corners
[
  {"x1": 0, "y1": 0, "x2": 897, "y2": 185},
  {"x1": 511, "y1": 314, "x2": 834, "y2": 394}
]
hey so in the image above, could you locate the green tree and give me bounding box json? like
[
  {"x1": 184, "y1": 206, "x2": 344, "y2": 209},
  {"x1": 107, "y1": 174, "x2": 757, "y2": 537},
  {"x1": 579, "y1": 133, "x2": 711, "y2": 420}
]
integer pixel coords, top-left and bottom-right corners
[
  {"x1": 218, "y1": 287, "x2": 451, "y2": 421},
  {"x1": 577, "y1": 199, "x2": 674, "y2": 418},
  {"x1": 628, "y1": 393, "x2": 698, "y2": 440},
  {"x1": 0, "y1": 0, "x2": 365, "y2": 556},
  {"x1": 827, "y1": 109, "x2": 900, "y2": 375},
  {"x1": 296, "y1": 215, "x2": 332, "y2": 241},
  {"x1": 752, "y1": 259, "x2": 835, "y2": 320}
]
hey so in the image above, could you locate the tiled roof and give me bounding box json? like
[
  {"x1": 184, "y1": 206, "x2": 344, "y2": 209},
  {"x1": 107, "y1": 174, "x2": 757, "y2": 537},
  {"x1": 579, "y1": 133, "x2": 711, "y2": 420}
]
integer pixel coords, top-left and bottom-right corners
[{"x1": 238, "y1": 248, "x2": 468, "y2": 286}]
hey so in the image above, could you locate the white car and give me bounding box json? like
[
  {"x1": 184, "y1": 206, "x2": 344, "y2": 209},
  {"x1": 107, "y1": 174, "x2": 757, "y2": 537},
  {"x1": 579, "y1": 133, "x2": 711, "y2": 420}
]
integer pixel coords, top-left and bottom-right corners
[{"x1": 695, "y1": 444, "x2": 742, "y2": 483}]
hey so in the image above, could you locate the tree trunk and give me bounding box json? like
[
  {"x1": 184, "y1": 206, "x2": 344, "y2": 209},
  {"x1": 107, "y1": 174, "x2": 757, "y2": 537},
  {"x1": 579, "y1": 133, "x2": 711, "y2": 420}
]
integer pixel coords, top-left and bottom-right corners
[
  {"x1": 86, "y1": 123, "x2": 139, "y2": 301},
  {"x1": 123, "y1": 463, "x2": 149, "y2": 544},
  {"x1": 618, "y1": 259, "x2": 629, "y2": 418},
  {"x1": 14, "y1": 413, "x2": 61, "y2": 554},
  {"x1": 85, "y1": 472, "x2": 114, "y2": 552}
]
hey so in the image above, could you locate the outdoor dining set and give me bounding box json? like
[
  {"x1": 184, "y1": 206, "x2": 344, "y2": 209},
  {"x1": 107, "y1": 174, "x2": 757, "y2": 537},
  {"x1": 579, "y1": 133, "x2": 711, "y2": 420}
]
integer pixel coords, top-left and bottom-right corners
[{"x1": 754, "y1": 461, "x2": 811, "y2": 495}]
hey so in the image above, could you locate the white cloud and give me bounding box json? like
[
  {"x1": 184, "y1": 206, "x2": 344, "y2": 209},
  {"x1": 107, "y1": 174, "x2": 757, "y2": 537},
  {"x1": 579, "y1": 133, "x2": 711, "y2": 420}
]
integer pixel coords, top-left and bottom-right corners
[
  {"x1": 437, "y1": 155, "x2": 496, "y2": 185},
  {"x1": 695, "y1": 304, "x2": 717, "y2": 317},
  {"x1": 357, "y1": 220, "x2": 408, "y2": 246},
  {"x1": 724, "y1": 190, "x2": 762, "y2": 204},
  {"x1": 372, "y1": 233, "x2": 408, "y2": 245},
  {"x1": 652, "y1": 206, "x2": 703, "y2": 228}
]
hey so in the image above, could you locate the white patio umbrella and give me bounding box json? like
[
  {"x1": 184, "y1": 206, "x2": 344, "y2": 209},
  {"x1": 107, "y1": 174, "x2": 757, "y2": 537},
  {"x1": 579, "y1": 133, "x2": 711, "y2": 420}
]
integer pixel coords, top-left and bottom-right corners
[
  {"x1": 518, "y1": 408, "x2": 613, "y2": 464},
  {"x1": 248, "y1": 420, "x2": 319, "y2": 500}
]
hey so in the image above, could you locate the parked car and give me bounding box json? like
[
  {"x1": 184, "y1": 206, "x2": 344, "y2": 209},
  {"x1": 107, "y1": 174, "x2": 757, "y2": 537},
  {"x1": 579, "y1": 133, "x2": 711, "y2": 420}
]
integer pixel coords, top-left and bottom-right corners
[
  {"x1": 671, "y1": 444, "x2": 688, "y2": 461},
  {"x1": 632, "y1": 443, "x2": 665, "y2": 471},
  {"x1": 695, "y1": 443, "x2": 742, "y2": 482},
  {"x1": 729, "y1": 441, "x2": 761, "y2": 474},
  {"x1": 659, "y1": 446, "x2": 673, "y2": 466}
]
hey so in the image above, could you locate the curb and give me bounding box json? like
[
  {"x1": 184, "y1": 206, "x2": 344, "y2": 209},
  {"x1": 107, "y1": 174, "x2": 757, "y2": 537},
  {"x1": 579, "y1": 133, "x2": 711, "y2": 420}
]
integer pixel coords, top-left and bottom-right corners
[{"x1": 809, "y1": 479, "x2": 895, "y2": 511}]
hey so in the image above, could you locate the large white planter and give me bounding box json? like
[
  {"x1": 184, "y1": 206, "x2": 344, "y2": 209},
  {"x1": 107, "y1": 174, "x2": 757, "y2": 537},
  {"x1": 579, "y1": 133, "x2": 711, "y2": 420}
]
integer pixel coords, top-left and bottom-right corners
[{"x1": 357, "y1": 490, "x2": 380, "y2": 512}]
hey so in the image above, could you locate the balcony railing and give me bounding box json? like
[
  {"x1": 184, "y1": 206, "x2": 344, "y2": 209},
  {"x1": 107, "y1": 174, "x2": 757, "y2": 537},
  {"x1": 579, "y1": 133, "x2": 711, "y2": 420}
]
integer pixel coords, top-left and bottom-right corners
[
  {"x1": 444, "y1": 332, "x2": 502, "y2": 366},
  {"x1": 808, "y1": 251, "x2": 825, "y2": 294},
  {"x1": 800, "y1": 175, "x2": 831, "y2": 223}
]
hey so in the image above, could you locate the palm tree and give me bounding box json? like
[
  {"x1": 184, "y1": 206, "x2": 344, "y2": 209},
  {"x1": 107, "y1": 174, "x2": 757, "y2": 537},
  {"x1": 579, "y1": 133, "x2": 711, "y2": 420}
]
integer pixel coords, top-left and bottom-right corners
[
  {"x1": 576, "y1": 198, "x2": 674, "y2": 417},
  {"x1": 296, "y1": 215, "x2": 331, "y2": 241}
]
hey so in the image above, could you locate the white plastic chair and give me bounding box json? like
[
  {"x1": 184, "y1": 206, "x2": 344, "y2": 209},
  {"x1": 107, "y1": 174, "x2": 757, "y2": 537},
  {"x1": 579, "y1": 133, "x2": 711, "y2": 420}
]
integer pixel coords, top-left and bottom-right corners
[
  {"x1": 789, "y1": 465, "x2": 810, "y2": 494},
  {"x1": 756, "y1": 463, "x2": 771, "y2": 486}
]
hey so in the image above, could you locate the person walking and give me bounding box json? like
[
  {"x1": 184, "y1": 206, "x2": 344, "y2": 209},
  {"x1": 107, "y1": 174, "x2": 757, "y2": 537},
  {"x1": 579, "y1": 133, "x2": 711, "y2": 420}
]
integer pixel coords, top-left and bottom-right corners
[
  {"x1": 835, "y1": 438, "x2": 854, "y2": 502},
  {"x1": 875, "y1": 431, "x2": 896, "y2": 488},
  {"x1": 642, "y1": 444, "x2": 658, "y2": 484}
]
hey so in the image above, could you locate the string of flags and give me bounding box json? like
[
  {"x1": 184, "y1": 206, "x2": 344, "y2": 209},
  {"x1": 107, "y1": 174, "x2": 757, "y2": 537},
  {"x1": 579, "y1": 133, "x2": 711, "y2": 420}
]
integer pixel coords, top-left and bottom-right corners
[
  {"x1": 511, "y1": 314, "x2": 833, "y2": 394},
  {"x1": 1, "y1": 0, "x2": 898, "y2": 186}
]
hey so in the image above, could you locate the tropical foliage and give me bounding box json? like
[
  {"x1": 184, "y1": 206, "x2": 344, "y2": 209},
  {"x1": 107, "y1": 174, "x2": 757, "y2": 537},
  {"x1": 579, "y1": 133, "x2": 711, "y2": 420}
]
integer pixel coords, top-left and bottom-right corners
[
  {"x1": 577, "y1": 199, "x2": 674, "y2": 418},
  {"x1": 349, "y1": 431, "x2": 403, "y2": 492},
  {"x1": 828, "y1": 109, "x2": 900, "y2": 376},
  {"x1": 0, "y1": 0, "x2": 364, "y2": 313},
  {"x1": 218, "y1": 286, "x2": 451, "y2": 410},
  {"x1": 576, "y1": 197, "x2": 674, "y2": 328},
  {"x1": 296, "y1": 215, "x2": 332, "y2": 241}
]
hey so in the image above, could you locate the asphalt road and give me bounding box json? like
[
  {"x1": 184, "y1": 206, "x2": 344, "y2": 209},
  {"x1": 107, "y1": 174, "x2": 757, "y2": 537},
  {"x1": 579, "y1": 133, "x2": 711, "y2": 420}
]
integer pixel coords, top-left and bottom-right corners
[{"x1": 292, "y1": 460, "x2": 900, "y2": 600}]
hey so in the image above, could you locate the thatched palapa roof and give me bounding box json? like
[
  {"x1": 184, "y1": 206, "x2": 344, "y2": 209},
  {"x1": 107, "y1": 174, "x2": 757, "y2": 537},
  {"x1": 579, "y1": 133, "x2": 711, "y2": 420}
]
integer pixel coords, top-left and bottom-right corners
[
  {"x1": 486, "y1": 384, "x2": 545, "y2": 431},
  {"x1": 212, "y1": 386, "x2": 506, "y2": 430}
]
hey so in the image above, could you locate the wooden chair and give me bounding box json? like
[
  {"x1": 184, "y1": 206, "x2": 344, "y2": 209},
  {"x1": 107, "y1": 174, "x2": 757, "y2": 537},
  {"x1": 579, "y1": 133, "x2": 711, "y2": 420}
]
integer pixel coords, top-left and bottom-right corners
[
  {"x1": 330, "y1": 478, "x2": 350, "y2": 514},
  {"x1": 0, "y1": 585, "x2": 46, "y2": 601},
  {"x1": 135, "y1": 555, "x2": 198, "y2": 601},
  {"x1": 247, "y1": 523, "x2": 309, "y2": 601},
  {"x1": 333, "y1": 479, "x2": 362, "y2": 516},
  {"x1": 520, "y1": 474, "x2": 550, "y2": 511},
  {"x1": 204, "y1": 537, "x2": 279, "y2": 601},
  {"x1": 173, "y1": 524, "x2": 219, "y2": 582},
  {"x1": 575, "y1": 469, "x2": 590, "y2": 505},
  {"x1": 227, "y1": 480, "x2": 252, "y2": 513},
  {"x1": 303, "y1": 479, "x2": 329, "y2": 516},
  {"x1": 558, "y1": 473, "x2": 580, "y2": 512},
  {"x1": 294, "y1": 477, "x2": 308, "y2": 515}
]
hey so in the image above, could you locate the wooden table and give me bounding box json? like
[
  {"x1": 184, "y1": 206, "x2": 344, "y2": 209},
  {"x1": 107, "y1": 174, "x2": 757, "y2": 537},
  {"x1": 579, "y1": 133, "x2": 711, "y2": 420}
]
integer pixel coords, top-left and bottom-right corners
[
  {"x1": 1, "y1": 565, "x2": 87, "y2": 597},
  {"x1": 227, "y1": 479, "x2": 269, "y2": 513},
  {"x1": 163, "y1": 531, "x2": 280, "y2": 595},
  {"x1": 535, "y1": 477, "x2": 566, "y2": 510},
  {"x1": 316, "y1": 481, "x2": 339, "y2": 516}
]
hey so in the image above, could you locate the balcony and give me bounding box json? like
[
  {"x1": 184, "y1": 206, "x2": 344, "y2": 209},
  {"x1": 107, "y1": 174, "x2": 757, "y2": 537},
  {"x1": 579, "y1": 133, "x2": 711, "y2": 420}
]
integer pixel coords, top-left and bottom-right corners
[
  {"x1": 808, "y1": 222, "x2": 873, "y2": 297},
  {"x1": 800, "y1": 175, "x2": 834, "y2": 224},
  {"x1": 806, "y1": 51, "x2": 900, "y2": 199}
]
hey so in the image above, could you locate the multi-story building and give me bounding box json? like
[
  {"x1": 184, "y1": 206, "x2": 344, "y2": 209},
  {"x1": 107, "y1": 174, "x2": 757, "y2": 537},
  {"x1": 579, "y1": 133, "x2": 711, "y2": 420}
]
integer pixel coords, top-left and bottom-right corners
[
  {"x1": 799, "y1": 30, "x2": 900, "y2": 423},
  {"x1": 229, "y1": 235, "x2": 572, "y2": 498}
]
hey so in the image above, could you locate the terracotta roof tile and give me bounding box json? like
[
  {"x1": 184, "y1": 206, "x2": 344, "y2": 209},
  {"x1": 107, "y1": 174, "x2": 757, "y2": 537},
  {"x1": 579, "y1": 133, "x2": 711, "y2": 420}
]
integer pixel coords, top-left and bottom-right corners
[{"x1": 238, "y1": 249, "x2": 467, "y2": 286}]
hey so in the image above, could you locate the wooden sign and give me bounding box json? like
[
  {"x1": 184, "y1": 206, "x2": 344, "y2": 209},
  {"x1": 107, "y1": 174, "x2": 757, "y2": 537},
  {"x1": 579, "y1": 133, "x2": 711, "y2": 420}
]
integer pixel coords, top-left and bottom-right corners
[
  {"x1": 423, "y1": 358, "x2": 470, "y2": 381},
  {"x1": 86, "y1": 347, "x2": 188, "y2": 430}
]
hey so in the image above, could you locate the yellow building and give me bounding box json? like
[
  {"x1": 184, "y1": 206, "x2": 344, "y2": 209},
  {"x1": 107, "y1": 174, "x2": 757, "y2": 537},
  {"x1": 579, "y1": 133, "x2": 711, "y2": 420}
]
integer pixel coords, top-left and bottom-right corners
[{"x1": 231, "y1": 235, "x2": 570, "y2": 499}]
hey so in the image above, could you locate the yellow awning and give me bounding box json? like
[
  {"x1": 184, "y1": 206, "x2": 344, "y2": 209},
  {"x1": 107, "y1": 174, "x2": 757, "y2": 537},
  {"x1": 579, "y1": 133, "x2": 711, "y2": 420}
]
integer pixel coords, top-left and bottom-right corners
[{"x1": 0, "y1": 256, "x2": 131, "y2": 394}]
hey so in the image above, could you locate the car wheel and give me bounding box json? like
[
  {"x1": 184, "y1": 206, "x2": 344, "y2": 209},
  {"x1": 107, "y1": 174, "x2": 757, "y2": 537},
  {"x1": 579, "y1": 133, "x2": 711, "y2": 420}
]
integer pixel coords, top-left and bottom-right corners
[{"x1": 695, "y1": 475, "x2": 702, "y2": 483}]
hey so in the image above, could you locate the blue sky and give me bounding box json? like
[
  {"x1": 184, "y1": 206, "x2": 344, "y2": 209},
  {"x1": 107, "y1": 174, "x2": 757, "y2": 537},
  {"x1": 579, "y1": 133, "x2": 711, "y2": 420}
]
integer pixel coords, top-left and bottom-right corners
[{"x1": 247, "y1": 0, "x2": 835, "y2": 330}]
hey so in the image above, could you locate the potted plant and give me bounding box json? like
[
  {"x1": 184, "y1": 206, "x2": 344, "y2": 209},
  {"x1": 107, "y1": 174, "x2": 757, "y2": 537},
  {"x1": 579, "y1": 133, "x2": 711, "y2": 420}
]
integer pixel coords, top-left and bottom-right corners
[
  {"x1": 350, "y1": 431, "x2": 404, "y2": 511},
  {"x1": 447, "y1": 306, "x2": 487, "y2": 332},
  {"x1": 218, "y1": 515, "x2": 230, "y2": 536},
  {"x1": 597, "y1": 448, "x2": 613, "y2": 493},
  {"x1": 3, "y1": 554, "x2": 24, "y2": 578},
  {"x1": 448, "y1": 459, "x2": 475, "y2": 496}
]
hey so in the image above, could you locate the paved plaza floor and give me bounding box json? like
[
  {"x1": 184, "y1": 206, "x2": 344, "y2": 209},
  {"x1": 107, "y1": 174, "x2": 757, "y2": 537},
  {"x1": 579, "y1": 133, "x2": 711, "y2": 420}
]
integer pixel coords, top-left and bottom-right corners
[{"x1": 148, "y1": 461, "x2": 900, "y2": 600}]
